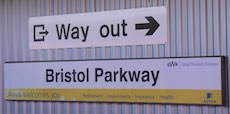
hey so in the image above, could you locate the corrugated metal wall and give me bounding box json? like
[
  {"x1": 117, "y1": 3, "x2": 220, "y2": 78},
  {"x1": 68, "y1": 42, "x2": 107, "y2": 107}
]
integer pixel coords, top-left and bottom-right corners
[{"x1": 1, "y1": 0, "x2": 230, "y2": 114}]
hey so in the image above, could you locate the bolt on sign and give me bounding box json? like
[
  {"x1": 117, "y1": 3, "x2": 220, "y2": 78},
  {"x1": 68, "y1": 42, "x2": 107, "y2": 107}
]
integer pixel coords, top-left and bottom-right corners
[
  {"x1": 29, "y1": 6, "x2": 167, "y2": 49},
  {"x1": 4, "y1": 57, "x2": 226, "y2": 105}
]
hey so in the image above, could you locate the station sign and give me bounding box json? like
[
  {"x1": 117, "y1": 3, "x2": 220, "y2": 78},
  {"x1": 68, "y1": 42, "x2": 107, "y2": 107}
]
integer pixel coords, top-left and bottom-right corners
[
  {"x1": 4, "y1": 57, "x2": 225, "y2": 105},
  {"x1": 29, "y1": 6, "x2": 167, "y2": 49}
]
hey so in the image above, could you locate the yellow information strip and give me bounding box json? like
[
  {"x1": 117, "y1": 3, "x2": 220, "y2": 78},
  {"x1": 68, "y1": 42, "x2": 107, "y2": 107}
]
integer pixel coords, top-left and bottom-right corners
[{"x1": 5, "y1": 89, "x2": 221, "y2": 105}]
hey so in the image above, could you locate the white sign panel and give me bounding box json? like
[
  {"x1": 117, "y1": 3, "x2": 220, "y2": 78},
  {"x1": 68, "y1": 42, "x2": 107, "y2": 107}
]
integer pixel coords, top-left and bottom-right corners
[
  {"x1": 5, "y1": 57, "x2": 225, "y2": 105},
  {"x1": 29, "y1": 6, "x2": 167, "y2": 49}
]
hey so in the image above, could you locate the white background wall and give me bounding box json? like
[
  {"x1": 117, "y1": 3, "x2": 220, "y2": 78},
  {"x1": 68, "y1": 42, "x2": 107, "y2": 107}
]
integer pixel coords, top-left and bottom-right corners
[{"x1": 1, "y1": 0, "x2": 229, "y2": 114}]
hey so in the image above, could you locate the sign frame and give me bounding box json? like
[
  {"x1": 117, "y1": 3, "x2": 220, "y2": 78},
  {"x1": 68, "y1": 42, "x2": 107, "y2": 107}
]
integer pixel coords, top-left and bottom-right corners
[{"x1": 4, "y1": 56, "x2": 227, "y2": 105}]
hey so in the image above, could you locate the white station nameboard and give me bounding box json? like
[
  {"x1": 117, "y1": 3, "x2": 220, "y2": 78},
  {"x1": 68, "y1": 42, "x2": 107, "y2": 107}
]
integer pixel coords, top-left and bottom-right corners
[
  {"x1": 5, "y1": 57, "x2": 225, "y2": 105},
  {"x1": 29, "y1": 6, "x2": 167, "y2": 49}
]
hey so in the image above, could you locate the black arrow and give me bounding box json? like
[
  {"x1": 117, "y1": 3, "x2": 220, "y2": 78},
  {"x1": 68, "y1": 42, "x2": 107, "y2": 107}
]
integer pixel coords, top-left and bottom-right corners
[
  {"x1": 135, "y1": 16, "x2": 160, "y2": 36},
  {"x1": 39, "y1": 30, "x2": 49, "y2": 36}
]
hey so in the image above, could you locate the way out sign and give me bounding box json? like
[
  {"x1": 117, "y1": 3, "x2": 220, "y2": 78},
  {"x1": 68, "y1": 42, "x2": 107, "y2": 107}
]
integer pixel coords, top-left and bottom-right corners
[{"x1": 29, "y1": 6, "x2": 167, "y2": 49}]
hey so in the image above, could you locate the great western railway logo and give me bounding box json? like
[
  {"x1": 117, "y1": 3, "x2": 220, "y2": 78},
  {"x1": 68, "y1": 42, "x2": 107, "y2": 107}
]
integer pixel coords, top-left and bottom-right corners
[{"x1": 167, "y1": 61, "x2": 179, "y2": 67}]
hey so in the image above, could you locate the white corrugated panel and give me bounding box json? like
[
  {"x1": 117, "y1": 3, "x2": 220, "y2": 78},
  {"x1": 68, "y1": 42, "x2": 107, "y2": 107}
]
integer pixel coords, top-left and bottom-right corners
[{"x1": 0, "y1": 0, "x2": 229, "y2": 114}]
